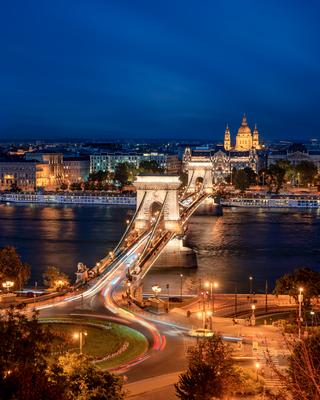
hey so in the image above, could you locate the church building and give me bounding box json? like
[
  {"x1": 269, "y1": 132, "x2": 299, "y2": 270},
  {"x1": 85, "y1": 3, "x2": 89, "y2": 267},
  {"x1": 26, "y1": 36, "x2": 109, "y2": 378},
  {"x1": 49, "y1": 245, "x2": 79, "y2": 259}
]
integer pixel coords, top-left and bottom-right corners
[{"x1": 183, "y1": 115, "x2": 265, "y2": 183}]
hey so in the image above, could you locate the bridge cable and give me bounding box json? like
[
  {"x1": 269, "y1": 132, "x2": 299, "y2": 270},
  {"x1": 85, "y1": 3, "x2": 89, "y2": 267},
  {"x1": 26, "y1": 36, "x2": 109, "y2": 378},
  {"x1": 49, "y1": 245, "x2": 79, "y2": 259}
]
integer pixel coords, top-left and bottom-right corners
[
  {"x1": 113, "y1": 191, "x2": 147, "y2": 255},
  {"x1": 136, "y1": 190, "x2": 168, "y2": 267}
]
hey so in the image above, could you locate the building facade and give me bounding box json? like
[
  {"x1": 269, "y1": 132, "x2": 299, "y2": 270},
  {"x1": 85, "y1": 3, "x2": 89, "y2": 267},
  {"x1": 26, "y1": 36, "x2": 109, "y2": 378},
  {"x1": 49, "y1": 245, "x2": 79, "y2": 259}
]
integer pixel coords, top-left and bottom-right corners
[
  {"x1": 90, "y1": 152, "x2": 180, "y2": 174},
  {"x1": 0, "y1": 161, "x2": 37, "y2": 191},
  {"x1": 268, "y1": 144, "x2": 320, "y2": 171},
  {"x1": 183, "y1": 115, "x2": 265, "y2": 183},
  {"x1": 63, "y1": 157, "x2": 90, "y2": 185}
]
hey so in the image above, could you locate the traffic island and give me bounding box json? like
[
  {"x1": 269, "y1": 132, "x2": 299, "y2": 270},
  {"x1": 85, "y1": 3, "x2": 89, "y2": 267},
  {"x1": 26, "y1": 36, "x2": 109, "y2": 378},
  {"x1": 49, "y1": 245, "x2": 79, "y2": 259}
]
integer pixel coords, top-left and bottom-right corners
[{"x1": 40, "y1": 317, "x2": 148, "y2": 369}]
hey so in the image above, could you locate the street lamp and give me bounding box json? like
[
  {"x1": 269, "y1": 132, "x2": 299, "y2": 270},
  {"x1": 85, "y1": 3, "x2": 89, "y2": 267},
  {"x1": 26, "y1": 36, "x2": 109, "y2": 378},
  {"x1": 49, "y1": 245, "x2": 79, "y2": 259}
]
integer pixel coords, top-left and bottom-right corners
[
  {"x1": 205, "y1": 281, "x2": 219, "y2": 315},
  {"x1": 2, "y1": 281, "x2": 14, "y2": 293},
  {"x1": 310, "y1": 311, "x2": 315, "y2": 327},
  {"x1": 74, "y1": 330, "x2": 87, "y2": 354},
  {"x1": 251, "y1": 304, "x2": 256, "y2": 326},
  {"x1": 249, "y1": 276, "x2": 253, "y2": 297},
  {"x1": 55, "y1": 280, "x2": 64, "y2": 291},
  {"x1": 255, "y1": 362, "x2": 260, "y2": 381},
  {"x1": 180, "y1": 274, "x2": 183, "y2": 302},
  {"x1": 152, "y1": 285, "x2": 161, "y2": 298},
  {"x1": 298, "y1": 287, "x2": 304, "y2": 340}
]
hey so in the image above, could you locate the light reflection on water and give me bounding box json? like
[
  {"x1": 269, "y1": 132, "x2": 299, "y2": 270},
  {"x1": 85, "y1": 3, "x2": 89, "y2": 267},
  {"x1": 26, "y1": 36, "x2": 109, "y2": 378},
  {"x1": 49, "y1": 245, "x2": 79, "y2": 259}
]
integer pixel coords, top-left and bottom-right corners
[{"x1": 0, "y1": 204, "x2": 319, "y2": 293}]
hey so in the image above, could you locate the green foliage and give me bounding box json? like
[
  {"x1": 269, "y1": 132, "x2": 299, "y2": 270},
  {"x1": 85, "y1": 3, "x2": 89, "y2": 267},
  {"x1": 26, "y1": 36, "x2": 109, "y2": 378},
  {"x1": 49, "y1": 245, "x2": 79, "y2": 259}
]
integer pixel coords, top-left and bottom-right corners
[
  {"x1": 60, "y1": 182, "x2": 68, "y2": 190},
  {"x1": 287, "y1": 333, "x2": 320, "y2": 399},
  {"x1": 43, "y1": 266, "x2": 70, "y2": 290},
  {"x1": 0, "y1": 310, "x2": 125, "y2": 400},
  {"x1": 233, "y1": 169, "x2": 251, "y2": 191},
  {"x1": 295, "y1": 160, "x2": 318, "y2": 186},
  {"x1": 58, "y1": 353, "x2": 125, "y2": 400},
  {"x1": 69, "y1": 182, "x2": 82, "y2": 191},
  {"x1": 0, "y1": 246, "x2": 30, "y2": 290},
  {"x1": 274, "y1": 267, "x2": 320, "y2": 305},
  {"x1": 114, "y1": 162, "x2": 137, "y2": 187},
  {"x1": 138, "y1": 160, "x2": 164, "y2": 174},
  {"x1": 175, "y1": 335, "x2": 240, "y2": 400},
  {"x1": 0, "y1": 308, "x2": 64, "y2": 400}
]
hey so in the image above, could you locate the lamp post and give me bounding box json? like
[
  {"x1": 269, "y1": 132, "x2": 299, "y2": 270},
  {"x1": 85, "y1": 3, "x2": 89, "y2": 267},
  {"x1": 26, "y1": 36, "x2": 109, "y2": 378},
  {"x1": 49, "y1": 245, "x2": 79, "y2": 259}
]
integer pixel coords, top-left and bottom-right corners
[
  {"x1": 255, "y1": 362, "x2": 260, "y2": 381},
  {"x1": 251, "y1": 304, "x2": 256, "y2": 326},
  {"x1": 205, "y1": 281, "x2": 219, "y2": 315},
  {"x1": 74, "y1": 330, "x2": 87, "y2": 354},
  {"x1": 249, "y1": 276, "x2": 253, "y2": 298},
  {"x1": 310, "y1": 311, "x2": 315, "y2": 327},
  {"x1": 166, "y1": 283, "x2": 170, "y2": 312},
  {"x1": 180, "y1": 274, "x2": 183, "y2": 302},
  {"x1": 298, "y1": 287, "x2": 304, "y2": 340},
  {"x1": 152, "y1": 285, "x2": 161, "y2": 298},
  {"x1": 2, "y1": 281, "x2": 14, "y2": 293}
]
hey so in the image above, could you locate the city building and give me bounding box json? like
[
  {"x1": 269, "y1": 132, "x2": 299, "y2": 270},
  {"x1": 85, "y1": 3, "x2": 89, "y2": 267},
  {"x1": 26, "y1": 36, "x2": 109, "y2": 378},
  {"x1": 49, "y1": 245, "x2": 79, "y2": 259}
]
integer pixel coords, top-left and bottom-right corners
[
  {"x1": 63, "y1": 156, "x2": 90, "y2": 185},
  {"x1": 25, "y1": 152, "x2": 64, "y2": 189},
  {"x1": 0, "y1": 160, "x2": 37, "y2": 191},
  {"x1": 90, "y1": 152, "x2": 180, "y2": 174},
  {"x1": 268, "y1": 143, "x2": 320, "y2": 170},
  {"x1": 183, "y1": 115, "x2": 265, "y2": 183}
]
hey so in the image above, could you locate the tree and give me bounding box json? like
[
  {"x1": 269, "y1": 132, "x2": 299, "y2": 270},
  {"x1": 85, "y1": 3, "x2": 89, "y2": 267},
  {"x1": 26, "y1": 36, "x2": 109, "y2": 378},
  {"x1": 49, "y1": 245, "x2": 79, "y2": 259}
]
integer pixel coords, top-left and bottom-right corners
[
  {"x1": 243, "y1": 167, "x2": 257, "y2": 185},
  {"x1": 266, "y1": 162, "x2": 287, "y2": 193},
  {"x1": 60, "y1": 182, "x2": 68, "y2": 191},
  {"x1": 58, "y1": 353, "x2": 125, "y2": 400},
  {"x1": 0, "y1": 309, "x2": 125, "y2": 400},
  {"x1": 43, "y1": 266, "x2": 70, "y2": 290},
  {"x1": 0, "y1": 246, "x2": 30, "y2": 290},
  {"x1": 233, "y1": 169, "x2": 250, "y2": 191},
  {"x1": 0, "y1": 308, "x2": 65, "y2": 400},
  {"x1": 287, "y1": 333, "x2": 320, "y2": 399},
  {"x1": 69, "y1": 182, "x2": 82, "y2": 191},
  {"x1": 138, "y1": 160, "x2": 164, "y2": 174},
  {"x1": 295, "y1": 161, "x2": 318, "y2": 186},
  {"x1": 274, "y1": 267, "x2": 320, "y2": 306},
  {"x1": 114, "y1": 162, "x2": 137, "y2": 187},
  {"x1": 175, "y1": 335, "x2": 240, "y2": 399},
  {"x1": 266, "y1": 333, "x2": 320, "y2": 400}
]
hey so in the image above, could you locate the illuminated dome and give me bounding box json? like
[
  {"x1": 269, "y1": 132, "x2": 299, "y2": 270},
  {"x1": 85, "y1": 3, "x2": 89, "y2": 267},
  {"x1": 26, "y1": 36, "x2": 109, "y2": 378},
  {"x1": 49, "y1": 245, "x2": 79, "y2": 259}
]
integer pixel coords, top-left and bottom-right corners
[
  {"x1": 235, "y1": 114, "x2": 253, "y2": 151},
  {"x1": 237, "y1": 115, "x2": 252, "y2": 137}
]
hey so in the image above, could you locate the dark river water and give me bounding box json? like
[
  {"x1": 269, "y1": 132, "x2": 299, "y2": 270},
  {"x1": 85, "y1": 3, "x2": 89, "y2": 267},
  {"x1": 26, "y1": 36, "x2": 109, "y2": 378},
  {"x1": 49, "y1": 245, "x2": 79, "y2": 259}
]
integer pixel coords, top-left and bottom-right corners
[{"x1": 1, "y1": 203, "x2": 320, "y2": 293}]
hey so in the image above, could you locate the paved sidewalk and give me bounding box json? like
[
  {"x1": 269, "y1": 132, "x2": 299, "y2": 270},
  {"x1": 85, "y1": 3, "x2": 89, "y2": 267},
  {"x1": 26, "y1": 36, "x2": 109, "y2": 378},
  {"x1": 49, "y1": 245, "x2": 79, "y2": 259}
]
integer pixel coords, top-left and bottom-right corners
[{"x1": 125, "y1": 371, "x2": 181, "y2": 398}]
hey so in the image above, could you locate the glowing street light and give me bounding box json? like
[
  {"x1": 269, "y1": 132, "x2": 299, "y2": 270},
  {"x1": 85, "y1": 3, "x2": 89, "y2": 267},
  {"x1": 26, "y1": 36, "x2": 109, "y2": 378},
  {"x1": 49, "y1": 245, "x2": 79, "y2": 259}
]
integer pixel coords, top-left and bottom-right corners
[
  {"x1": 74, "y1": 330, "x2": 87, "y2": 354},
  {"x1": 251, "y1": 304, "x2": 256, "y2": 326},
  {"x1": 180, "y1": 274, "x2": 183, "y2": 302},
  {"x1": 255, "y1": 362, "x2": 260, "y2": 381},
  {"x1": 2, "y1": 281, "x2": 14, "y2": 292},
  {"x1": 152, "y1": 285, "x2": 162, "y2": 298},
  {"x1": 205, "y1": 280, "x2": 219, "y2": 317}
]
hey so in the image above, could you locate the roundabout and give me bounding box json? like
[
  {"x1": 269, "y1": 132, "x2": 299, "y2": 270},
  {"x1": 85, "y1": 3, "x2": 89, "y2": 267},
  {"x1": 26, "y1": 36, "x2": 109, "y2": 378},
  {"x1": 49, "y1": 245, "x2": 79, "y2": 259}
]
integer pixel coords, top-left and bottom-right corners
[{"x1": 40, "y1": 317, "x2": 148, "y2": 369}]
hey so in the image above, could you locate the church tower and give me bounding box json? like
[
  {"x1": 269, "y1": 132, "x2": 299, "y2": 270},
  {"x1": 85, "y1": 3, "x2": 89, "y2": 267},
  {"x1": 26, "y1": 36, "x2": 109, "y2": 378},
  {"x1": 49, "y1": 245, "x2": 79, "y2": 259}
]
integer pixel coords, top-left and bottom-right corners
[
  {"x1": 224, "y1": 124, "x2": 231, "y2": 150},
  {"x1": 252, "y1": 124, "x2": 260, "y2": 149},
  {"x1": 235, "y1": 114, "x2": 253, "y2": 151}
]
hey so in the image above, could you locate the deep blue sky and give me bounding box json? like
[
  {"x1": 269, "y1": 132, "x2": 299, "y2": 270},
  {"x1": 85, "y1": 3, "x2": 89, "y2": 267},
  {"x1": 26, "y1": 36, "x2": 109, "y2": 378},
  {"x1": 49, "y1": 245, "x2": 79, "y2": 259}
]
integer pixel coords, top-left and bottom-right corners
[{"x1": 0, "y1": 0, "x2": 319, "y2": 141}]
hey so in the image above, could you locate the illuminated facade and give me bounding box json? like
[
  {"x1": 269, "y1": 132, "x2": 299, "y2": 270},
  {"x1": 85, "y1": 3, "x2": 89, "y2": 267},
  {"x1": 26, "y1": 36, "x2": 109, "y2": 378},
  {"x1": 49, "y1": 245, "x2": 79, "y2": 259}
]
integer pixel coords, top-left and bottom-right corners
[{"x1": 225, "y1": 115, "x2": 261, "y2": 151}]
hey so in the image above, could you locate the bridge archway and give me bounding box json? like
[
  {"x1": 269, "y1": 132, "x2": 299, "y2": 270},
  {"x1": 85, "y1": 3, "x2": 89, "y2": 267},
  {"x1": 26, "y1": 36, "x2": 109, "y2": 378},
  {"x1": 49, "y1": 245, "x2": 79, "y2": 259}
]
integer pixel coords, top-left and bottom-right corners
[
  {"x1": 133, "y1": 175, "x2": 182, "y2": 232},
  {"x1": 186, "y1": 161, "x2": 213, "y2": 193}
]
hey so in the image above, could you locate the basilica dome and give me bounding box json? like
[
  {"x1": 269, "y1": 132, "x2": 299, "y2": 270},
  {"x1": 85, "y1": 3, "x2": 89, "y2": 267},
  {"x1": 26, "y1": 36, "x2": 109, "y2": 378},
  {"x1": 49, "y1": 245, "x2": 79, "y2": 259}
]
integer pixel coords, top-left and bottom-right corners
[
  {"x1": 235, "y1": 114, "x2": 253, "y2": 151},
  {"x1": 237, "y1": 115, "x2": 252, "y2": 137}
]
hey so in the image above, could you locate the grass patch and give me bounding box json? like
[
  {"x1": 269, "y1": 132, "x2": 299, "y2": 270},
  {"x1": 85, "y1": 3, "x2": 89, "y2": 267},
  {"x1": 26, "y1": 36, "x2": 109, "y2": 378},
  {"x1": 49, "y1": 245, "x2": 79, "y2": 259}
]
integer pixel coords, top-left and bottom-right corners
[{"x1": 41, "y1": 317, "x2": 148, "y2": 370}]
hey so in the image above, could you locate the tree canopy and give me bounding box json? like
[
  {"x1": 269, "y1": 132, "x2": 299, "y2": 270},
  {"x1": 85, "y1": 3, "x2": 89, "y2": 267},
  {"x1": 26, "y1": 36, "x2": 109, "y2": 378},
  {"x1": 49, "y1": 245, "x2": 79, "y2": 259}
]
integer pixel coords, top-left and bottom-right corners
[
  {"x1": 175, "y1": 335, "x2": 240, "y2": 400},
  {"x1": 0, "y1": 246, "x2": 30, "y2": 290},
  {"x1": 274, "y1": 267, "x2": 320, "y2": 305},
  {"x1": 0, "y1": 309, "x2": 125, "y2": 400},
  {"x1": 43, "y1": 266, "x2": 70, "y2": 290}
]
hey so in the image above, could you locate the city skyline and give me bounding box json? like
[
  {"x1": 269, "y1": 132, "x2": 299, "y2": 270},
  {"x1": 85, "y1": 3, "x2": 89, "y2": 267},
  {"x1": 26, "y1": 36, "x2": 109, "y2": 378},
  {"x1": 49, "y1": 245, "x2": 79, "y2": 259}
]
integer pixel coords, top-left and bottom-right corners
[{"x1": 1, "y1": 1, "x2": 320, "y2": 141}]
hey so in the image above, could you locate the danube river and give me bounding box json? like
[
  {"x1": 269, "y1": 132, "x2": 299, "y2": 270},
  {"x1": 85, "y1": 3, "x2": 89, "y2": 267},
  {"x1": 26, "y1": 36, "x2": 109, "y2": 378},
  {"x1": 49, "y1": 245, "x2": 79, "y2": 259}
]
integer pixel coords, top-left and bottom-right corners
[{"x1": 1, "y1": 203, "x2": 320, "y2": 293}]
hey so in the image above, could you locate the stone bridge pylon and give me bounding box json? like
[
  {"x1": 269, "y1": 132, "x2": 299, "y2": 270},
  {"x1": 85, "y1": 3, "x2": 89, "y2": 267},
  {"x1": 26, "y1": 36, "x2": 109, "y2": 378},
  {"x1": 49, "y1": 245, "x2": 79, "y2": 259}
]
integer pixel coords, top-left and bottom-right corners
[
  {"x1": 133, "y1": 175, "x2": 183, "y2": 233},
  {"x1": 186, "y1": 159, "x2": 213, "y2": 194}
]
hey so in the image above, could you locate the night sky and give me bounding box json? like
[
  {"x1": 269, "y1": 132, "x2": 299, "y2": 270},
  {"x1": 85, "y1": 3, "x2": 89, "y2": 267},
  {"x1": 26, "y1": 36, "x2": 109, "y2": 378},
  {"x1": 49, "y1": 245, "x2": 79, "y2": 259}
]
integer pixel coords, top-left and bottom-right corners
[{"x1": 0, "y1": 0, "x2": 319, "y2": 141}]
